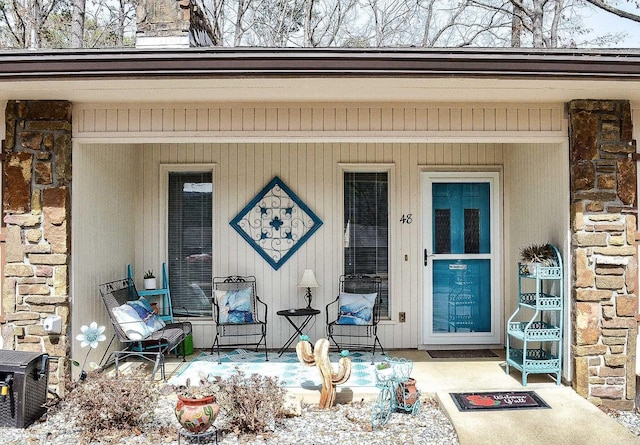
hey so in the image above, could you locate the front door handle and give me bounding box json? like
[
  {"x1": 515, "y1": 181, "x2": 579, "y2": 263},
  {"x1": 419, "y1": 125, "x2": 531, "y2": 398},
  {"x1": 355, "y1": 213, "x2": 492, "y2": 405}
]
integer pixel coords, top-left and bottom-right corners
[{"x1": 424, "y1": 249, "x2": 436, "y2": 266}]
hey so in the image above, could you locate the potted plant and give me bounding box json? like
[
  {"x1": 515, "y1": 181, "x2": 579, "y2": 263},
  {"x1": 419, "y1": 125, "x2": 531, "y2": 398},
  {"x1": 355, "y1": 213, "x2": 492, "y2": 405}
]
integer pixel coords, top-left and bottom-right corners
[
  {"x1": 143, "y1": 270, "x2": 156, "y2": 290},
  {"x1": 173, "y1": 375, "x2": 220, "y2": 434},
  {"x1": 519, "y1": 243, "x2": 555, "y2": 274}
]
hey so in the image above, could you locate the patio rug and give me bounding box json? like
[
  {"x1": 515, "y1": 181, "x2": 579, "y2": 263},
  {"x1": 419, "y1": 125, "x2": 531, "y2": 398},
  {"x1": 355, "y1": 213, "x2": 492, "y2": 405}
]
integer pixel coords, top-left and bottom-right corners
[
  {"x1": 168, "y1": 349, "x2": 379, "y2": 389},
  {"x1": 450, "y1": 391, "x2": 550, "y2": 412},
  {"x1": 427, "y1": 349, "x2": 498, "y2": 359}
]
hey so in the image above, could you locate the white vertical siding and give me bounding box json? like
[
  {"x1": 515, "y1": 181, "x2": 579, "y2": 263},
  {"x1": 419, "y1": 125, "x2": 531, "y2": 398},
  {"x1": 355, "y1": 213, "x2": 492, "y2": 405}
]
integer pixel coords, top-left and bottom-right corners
[
  {"x1": 72, "y1": 143, "x2": 142, "y2": 370},
  {"x1": 503, "y1": 143, "x2": 570, "y2": 349},
  {"x1": 74, "y1": 104, "x2": 565, "y2": 141},
  {"x1": 72, "y1": 140, "x2": 572, "y2": 351},
  {"x1": 120, "y1": 142, "x2": 508, "y2": 350}
]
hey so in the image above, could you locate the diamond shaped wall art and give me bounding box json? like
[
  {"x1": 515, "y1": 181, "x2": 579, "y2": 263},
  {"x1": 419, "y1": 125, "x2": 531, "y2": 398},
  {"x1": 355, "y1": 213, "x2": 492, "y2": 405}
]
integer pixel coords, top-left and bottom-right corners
[{"x1": 230, "y1": 176, "x2": 323, "y2": 270}]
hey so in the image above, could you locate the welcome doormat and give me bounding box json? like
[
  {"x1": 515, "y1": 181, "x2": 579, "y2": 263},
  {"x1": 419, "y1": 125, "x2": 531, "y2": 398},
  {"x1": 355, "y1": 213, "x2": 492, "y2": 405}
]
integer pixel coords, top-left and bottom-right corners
[
  {"x1": 427, "y1": 349, "x2": 498, "y2": 359},
  {"x1": 168, "y1": 349, "x2": 378, "y2": 389},
  {"x1": 450, "y1": 391, "x2": 550, "y2": 411}
]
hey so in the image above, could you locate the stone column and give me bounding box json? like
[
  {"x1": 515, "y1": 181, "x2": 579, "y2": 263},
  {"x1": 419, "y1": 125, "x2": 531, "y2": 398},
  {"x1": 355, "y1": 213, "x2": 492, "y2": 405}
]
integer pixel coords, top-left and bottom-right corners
[
  {"x1": 569, "y1": 99, "x2": 638, "y2": 410},
  {"x1": 2, "y1": 100, "x2": 71, "y2": 396}
]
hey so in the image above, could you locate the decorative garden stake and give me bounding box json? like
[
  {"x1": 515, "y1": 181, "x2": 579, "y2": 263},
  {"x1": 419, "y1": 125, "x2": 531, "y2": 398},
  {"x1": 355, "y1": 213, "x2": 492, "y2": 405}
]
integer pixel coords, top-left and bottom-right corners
[
  {"x1": 74, "y1": 322, "x2": 106, "y2": 381},
  {"x1": 296, "y1": 336, "x2": 352, "y2": 409}
]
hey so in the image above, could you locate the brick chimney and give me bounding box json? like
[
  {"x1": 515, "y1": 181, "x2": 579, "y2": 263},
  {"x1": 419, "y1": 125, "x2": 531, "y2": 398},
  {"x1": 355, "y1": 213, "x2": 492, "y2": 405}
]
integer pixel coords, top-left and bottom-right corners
[{"x1": 136, "y1": 0, "x2": 216, "y2": 48}]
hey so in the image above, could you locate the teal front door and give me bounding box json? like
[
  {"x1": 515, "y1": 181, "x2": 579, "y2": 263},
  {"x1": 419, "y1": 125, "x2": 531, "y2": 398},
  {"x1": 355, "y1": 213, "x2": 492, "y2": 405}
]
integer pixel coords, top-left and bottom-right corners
[{"x1": 422, "y1": 172, "x2": 501, "y2": 345}]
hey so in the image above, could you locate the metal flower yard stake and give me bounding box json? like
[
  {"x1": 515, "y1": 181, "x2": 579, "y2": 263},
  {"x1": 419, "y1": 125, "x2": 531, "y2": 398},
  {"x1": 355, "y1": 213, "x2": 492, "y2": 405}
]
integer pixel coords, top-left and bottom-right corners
[{"x1": 75, "y1": 322, "x2": 106, "y2": 381}]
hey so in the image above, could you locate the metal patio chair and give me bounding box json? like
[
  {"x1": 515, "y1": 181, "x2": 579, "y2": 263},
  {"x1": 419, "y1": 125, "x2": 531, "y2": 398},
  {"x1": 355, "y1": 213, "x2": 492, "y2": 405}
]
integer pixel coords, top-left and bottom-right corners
[
  {"x1": 326, "y1": 274, "x2": 384, "y2": 364},
  {"x1": 98, "y1": 278, "x2": 192, "y2": 380},
  {"x1": 211, "y1": 275, "x2": 268, "y2": 364}
]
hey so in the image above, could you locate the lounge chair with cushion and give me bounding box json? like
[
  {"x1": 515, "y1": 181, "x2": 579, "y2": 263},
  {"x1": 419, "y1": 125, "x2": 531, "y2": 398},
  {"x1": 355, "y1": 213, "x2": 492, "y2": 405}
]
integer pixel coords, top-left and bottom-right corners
[
  {"x1": 326, "y1": 274, "x2": 384, "y2": 364},
  {"x1": 99, "y1": 278, "x2": 192, "y2": 379},
  {"x1": 211, "y1": 275, "x2": 268, "y2": 364}
]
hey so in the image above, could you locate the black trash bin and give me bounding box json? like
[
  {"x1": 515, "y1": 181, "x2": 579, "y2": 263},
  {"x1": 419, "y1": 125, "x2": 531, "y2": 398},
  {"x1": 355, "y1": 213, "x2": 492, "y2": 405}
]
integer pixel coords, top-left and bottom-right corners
[{"x1": 0, "y1": 350, "x2": 49, "y2": 428}]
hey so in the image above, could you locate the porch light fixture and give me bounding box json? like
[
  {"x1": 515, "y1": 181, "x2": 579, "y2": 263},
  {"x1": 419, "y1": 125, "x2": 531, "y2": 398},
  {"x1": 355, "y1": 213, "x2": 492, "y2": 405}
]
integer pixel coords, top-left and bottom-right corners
[{"x1": 298, "y1": 269, "x2": 319, "y2": 309}]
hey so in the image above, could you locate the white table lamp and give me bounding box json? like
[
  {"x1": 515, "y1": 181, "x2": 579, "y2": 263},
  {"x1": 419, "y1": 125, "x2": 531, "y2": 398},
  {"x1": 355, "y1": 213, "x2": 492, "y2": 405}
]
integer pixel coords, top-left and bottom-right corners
[{"x1": 298, "y1": 269, "x2": 319, "y2": 309}]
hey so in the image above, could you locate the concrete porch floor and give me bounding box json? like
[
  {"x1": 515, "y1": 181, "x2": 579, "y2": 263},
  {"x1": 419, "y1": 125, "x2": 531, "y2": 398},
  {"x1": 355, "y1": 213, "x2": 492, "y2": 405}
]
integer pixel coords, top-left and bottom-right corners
[{"x1": 157, "y1": 348, "x2": 639, "y2": 445}]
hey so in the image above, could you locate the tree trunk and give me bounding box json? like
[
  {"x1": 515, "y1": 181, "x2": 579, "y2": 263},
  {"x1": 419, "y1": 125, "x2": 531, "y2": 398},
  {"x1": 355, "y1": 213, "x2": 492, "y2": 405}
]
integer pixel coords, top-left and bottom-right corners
[
  {"x1": 303, "y1": 0, "x2": 315, "y2": 47},
  {"x1": 531, "y1": 0, "x2": 545, "y2": 48},
  {"x1": 117, "y1": 0, "x2": 125, "y2": 47},
  {"x1": 511, "y1": 2, "x2": 522, "y2": 47},
  {"x1": 234, "y1": 0, "x2": 249, "y2": 46},
  {"x1": 71, "y1": 0, "x2": 85, "y2": 48}
]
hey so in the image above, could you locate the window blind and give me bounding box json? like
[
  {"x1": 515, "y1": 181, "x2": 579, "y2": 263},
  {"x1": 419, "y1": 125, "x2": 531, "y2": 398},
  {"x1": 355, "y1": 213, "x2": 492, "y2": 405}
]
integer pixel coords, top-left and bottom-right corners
[
  {"x1": 344, "y1": 172, "x2": 389, "y2": 318},
  {"x1": 168, "y1": 172, "x2": 213, "y2": 317}
]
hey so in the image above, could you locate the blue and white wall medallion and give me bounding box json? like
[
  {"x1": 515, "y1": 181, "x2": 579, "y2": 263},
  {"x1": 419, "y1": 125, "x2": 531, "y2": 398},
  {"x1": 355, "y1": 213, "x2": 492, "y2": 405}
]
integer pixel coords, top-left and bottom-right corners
[{"x1": 230, "y1": 176, "x2": 323, "y2": 270}]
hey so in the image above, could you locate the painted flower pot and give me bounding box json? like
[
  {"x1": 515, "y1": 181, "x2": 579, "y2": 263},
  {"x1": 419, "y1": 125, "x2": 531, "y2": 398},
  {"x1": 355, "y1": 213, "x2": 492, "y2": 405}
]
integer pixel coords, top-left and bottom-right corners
[
  {"x1": 396, "y1": 378, "x2": 419, "y2": 407},
  {"x1": 174, "y1": 394, "x2": 220, "y2": 434},
  {"x1": 144, "y1": 278, "x2": 157, "y2": 290}
]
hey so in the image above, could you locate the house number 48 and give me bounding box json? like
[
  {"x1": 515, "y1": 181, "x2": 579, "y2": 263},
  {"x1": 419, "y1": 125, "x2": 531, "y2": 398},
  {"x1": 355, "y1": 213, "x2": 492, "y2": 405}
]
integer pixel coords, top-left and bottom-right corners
[{"x1": 400, "y1": 214, "x2": 413, "y2": 224}]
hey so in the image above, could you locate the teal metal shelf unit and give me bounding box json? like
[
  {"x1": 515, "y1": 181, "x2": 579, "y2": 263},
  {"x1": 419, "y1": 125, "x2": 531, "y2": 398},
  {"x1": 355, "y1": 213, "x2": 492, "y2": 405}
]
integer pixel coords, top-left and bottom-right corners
[
  {"x1": 127, "y1": 263, "x2": 174, "y2": 324},
  {"x1": 506, "y1": 244, "x2": 563, "y2": 386}
]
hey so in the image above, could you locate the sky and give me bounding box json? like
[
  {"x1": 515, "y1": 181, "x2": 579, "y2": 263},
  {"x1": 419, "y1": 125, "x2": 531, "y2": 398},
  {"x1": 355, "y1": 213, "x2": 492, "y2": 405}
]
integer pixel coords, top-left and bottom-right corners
[{"x1": 582, "y1": 5, "x2": 640, "y2": 47}]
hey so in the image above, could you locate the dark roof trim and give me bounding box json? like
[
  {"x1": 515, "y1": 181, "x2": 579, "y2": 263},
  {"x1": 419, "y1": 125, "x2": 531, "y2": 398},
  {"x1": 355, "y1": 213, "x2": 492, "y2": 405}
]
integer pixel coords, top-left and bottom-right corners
[{"x1": 1, "y1": 47, "x2": 640, "y2": 80}]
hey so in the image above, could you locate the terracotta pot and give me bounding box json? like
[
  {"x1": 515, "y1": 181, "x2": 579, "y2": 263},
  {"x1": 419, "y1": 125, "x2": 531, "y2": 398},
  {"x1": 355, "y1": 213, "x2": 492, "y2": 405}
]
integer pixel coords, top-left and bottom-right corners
[
  {"x1": 174, "y1": 394, "x2": 220, "y2": 433},
  {"x1": 396, "y1": 378, "x2": 419, "y2": 406}
]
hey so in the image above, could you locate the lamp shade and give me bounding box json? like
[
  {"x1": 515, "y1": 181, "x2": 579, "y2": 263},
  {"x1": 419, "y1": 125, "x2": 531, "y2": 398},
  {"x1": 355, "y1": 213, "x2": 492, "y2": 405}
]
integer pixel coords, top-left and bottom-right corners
[{"x1": 298, "y1": 269, "x2": 319, "y2": 288}]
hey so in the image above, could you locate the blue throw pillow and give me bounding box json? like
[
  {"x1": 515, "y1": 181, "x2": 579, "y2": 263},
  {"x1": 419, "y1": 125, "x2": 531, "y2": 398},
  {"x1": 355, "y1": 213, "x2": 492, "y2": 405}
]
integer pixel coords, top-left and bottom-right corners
[
  {"x1": 215, "y1": 287, "x2": 254, "y2": 323},
  {"x1": 128, "y1": 298, "x2": 166, "y2": 332},
  {"x1": 337, "y1": 292, "x2": 377, "y2": 325}
]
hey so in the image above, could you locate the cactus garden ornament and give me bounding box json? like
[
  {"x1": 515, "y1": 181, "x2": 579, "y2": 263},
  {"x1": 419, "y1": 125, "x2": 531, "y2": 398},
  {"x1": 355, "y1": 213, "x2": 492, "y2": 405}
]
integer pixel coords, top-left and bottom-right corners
[{"x1": 296, "y1": 337, "x2": 352, "y2": 409}]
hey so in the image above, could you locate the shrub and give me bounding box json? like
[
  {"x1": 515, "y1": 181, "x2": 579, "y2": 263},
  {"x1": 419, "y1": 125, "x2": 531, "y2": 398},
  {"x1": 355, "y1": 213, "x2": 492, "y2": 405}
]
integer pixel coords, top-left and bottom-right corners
[
  {"x1": 60, "y1": 370, "x2": 160, "y2": 441},
  {"x1": 214, "y1": 367, "x2": 286, "y2": 434}
]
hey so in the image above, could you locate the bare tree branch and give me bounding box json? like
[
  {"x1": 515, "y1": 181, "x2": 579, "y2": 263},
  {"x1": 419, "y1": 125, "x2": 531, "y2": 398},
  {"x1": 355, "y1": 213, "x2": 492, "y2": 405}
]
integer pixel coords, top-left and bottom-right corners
[{"x1": 584, "y1": 0, "x2": 640, "y2": 22}]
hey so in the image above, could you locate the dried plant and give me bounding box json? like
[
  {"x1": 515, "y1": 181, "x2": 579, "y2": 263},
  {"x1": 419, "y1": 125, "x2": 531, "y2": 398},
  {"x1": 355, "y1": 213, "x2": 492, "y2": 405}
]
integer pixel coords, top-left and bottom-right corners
[
  {"x1": 520, "y1": 243, "x2": 555, "y2": 266},
  {"x1": 169, "y1": 372, "x2": 219, "y2": 399},
  {"x1": 214, "y1": 367, "x2": 286, "y2": 434},
  {"x1": 59, "y1": 370, "x2": 160, "y2": 441}
]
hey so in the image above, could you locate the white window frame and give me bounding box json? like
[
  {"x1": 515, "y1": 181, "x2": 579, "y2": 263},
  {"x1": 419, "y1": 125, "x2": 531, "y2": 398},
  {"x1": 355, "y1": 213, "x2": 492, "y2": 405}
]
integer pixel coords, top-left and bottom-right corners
[{"x1": 159, "y1": 163, "x2": 216, "y2": 318}]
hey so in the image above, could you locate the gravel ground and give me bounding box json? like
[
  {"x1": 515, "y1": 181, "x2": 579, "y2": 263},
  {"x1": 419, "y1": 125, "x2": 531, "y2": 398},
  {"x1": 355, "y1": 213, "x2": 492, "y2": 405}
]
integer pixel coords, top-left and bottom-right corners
[
  {"x1": 606, "y1": 409, "x2": 640, "y2": 437},
  {"x1": 3, "y1": 393, "x2": 639, "y2": 444},
  {"x1": 2, "y1": 394, "x2": 459, "y2": 445}
]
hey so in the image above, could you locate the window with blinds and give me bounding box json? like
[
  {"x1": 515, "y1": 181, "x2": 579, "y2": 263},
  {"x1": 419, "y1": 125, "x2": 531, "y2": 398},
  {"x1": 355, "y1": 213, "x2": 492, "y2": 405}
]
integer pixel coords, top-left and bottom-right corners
[
  {"x1": 168, "y1": 171, "x2": 213, "y2": 317},
  {"x1": 344, "y1": 171, "x2": 389, "y2": 318}
]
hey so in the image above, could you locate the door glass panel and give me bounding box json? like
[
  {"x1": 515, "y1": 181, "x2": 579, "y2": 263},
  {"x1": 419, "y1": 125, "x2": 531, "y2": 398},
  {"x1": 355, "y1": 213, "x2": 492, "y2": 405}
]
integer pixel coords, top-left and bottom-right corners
[
  {"x1": 434, "y1": 209, "x2": 451, "y2": 254},
  {"x1": 432, "y1": 183, "x2": 490, "y2": 254},
  {"x1": 464, "y1": 208, "x2": 480, "y2": 254},
  {"x1": 431, "y1": 181, "x2": 492, "y2": 334},
  {"x1": 432, "y1": 259, "x2": 491, "y2": 333}
]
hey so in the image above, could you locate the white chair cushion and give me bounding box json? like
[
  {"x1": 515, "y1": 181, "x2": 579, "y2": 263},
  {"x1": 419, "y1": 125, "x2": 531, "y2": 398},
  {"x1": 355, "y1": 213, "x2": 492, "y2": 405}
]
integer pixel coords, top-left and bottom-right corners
[{"x1": 112, "y1": 303, "x2": 153, "y2": 340}]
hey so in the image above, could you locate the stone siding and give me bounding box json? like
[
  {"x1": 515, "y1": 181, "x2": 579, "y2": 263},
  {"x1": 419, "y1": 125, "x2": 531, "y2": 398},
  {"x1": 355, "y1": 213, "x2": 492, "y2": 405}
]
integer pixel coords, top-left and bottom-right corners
[
  {"x1": 569, "y1": 99, "x2": 638, "y2": 410},
  {"x1": 1, "y1": 100, "x2": 71, "y2": 396}
]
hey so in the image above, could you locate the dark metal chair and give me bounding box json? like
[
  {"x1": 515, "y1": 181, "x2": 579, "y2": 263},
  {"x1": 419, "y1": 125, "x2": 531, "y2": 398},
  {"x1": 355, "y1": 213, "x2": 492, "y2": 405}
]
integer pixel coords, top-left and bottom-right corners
[
  {"x1": 98, "y1": 278, "x2": 192, "y2": 380},
  {"x1": 326, "y1": 274, "x2": 384, "y2": 364},
  {"x1": 211, "y1": 275, "x2": 268, "y2": 364}
]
